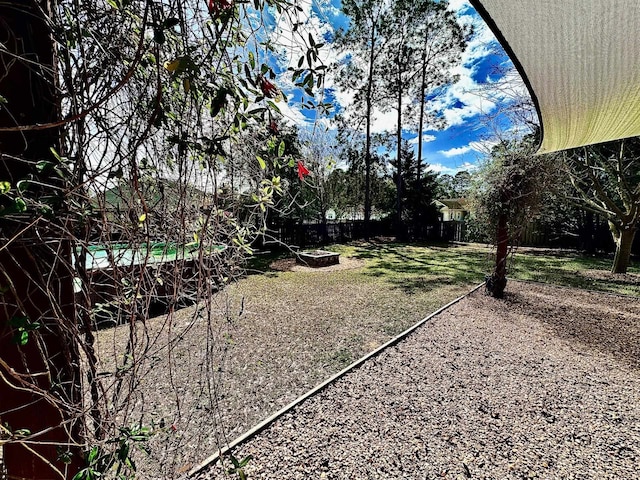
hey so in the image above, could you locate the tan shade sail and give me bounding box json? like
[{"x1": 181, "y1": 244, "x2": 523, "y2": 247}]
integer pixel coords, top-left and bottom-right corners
[{"x1": 470, "y1": 0, "x2": 640, "y2": 153}]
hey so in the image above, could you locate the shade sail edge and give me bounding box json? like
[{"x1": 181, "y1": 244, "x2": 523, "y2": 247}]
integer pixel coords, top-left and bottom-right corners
[{"x1": 470, "y1": 0, "x2": 640, "y2": 154}]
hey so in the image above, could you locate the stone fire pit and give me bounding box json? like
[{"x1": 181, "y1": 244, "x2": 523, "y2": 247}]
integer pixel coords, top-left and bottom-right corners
[{"x1": 296, "y1": 250, "x2": 340, "y2": 268}]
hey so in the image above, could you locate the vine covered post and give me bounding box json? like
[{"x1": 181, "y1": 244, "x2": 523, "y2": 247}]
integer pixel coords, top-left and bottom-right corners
[
  {"x1": 486, "y1": 207, "x2": 509, "y2": 298},
  {"x1": 0, "y1": 1, "x2": 83, "y2": 477},
  {"x1": 470, "y1": 134, "x2": 557, "y2": 299}
]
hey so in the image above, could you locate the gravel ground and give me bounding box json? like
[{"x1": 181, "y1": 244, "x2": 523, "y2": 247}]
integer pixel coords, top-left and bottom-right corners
[
  {"x1": 195, "y1": 280, "x2": 640, "y2": 480},
  {"x1": 95, "y1": 254, "x2": 474, "y2": 478}
]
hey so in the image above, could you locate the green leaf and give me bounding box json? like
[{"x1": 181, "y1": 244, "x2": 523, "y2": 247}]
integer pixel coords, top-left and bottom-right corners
[
  {"x1": 0, "y1": 181, "x2": 10, "y2": 194},
  {"x1": 267, "y1": 101, "x2": 281, "y2": 114},
  {"x1": 278, "y1": 140, "x2": 285, "y2": 157},
  {"x1": 72, "y1": 468, "x2": 95, "y2": 480},
  {"x1": 14, "y1": 198, "x2": 27, "y2": 212},
  {"x1": 36, "y1": 160, "x2": 53, "y2": 173},
  {"x1": 118, "y1": 442, "x2": 130, "y2": 462},
  {"x1": 256, "y1": 156, "x2": 266, "y2": 170},
  {"x1": 87, "y1": 446, "x2": 99, "y2": 464},
  {"x1": 13, "y1": 330, "x2": 29, "y2": 346},
  {"x1": 16, "y1": 180, "x2": 30, "y2": 194},
  {"x1": 49, "y1": 147, "x2": 62, "y2": 162},
  {"x1": 247, "y1": 107, "x2": 267, "y2": 116},
  {"x1": 248, "y1": 51, "x2": 255, "y2": 69}
]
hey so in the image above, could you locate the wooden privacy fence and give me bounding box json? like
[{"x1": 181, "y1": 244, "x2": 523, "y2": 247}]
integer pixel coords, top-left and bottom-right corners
[
  {"x1": 263, "y1": 219, "x2": 636, "y2": 255},
  {"x1": 271, "y1": 220, "x2": 392, "y2": 248},
  {"x1": 265, "y1": 220, "x2": 460, "y2": 248}
]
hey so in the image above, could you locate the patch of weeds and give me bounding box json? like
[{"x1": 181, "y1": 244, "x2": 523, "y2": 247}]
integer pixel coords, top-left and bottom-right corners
[
  {"x1": 227, "y1": 454, "x2": 252, "y2": 480},
  {"x1": 327, "y1": 348, "x2": 354, "y2": 367},
  {"x1": 382, "y1": 321, "x2": 405, "y2": 337}
]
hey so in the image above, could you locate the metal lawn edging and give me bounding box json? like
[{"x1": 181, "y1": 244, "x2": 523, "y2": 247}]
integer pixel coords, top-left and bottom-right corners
[{"x1": 184, "y1": 281, "x2": 486, "y2": 478}]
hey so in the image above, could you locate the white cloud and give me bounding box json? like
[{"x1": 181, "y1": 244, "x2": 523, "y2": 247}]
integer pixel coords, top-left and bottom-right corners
[
  {"x1": 275, "y1": 99, "x2": 311, "y2": 127},
  {"x1": 266, "y1": 0, "x2": 528, "y2": 141},
  {"x1": 419, "y1": 3, "x2": 530, "y2": 132},
  {"x1": 439, "y1": 145, "x2": 473, "y2": 157},
  {"x1": 409, "y1": 134, "x2": 437, "y2": 145},
  {"x1": 266, "y1": 0, "x2": 340, "y2": 129},
  {"x1": 427, "y1": 161, "x2": 478, "y2": 176},
  {"x1": 468, "y1": 139, "x2": 500, "y2": 154},
  {"x1": 439, "y1": 139, "x2": 500, "y2": 158}
]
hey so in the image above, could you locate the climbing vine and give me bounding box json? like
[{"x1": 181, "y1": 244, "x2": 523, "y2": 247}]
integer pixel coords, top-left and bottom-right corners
[{"x1": 0, "y1": 0, "x2": 324, "y2": 477}]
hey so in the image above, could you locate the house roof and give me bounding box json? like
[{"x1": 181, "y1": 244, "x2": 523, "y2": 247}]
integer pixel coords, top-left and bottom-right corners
[
  {"x1": 470, "y1": 0, "x2": 640, "y2": 153},
  {"x1": 436, "y1": 198, "x2": 468, "y2": 210}
]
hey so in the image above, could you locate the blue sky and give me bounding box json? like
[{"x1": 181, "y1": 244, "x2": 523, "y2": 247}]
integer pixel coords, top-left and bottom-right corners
[{"x1": 267, "y1": 0, "x2": 526, "y2": 176}]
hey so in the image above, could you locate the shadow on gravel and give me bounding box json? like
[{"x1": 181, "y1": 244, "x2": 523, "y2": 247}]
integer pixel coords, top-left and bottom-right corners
[{"x1": 507, "y1": 288, "x2": 640, "y2": 370}]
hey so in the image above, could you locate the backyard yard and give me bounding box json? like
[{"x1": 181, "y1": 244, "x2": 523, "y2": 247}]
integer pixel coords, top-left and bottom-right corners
[{"x1": 94, "y1": 242, "x2": 639, "y2": 478}]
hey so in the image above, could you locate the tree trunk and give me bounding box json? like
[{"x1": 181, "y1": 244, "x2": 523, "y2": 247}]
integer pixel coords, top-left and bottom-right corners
[
  {"x1": 363, "y1": 27, "x2": 376, "y2": 240},
  {"x1": 395, "y1": 63, "x2": 404, "y2": 240},
  {"x1": 580, "y1": 210, "x2": 595, "y2": 254},
  {"x1": 416, "y1": 20, "x2": 430, "y2": 195},
  {"x1": 0, "y1": 2, "x2": 83, "y2": 477},
  {"x1": 487, "y1": 212, "x2": 509, "y2": 298},
  {"x1": 610, "y1": 222, "x2": 636, "y2": 273}
]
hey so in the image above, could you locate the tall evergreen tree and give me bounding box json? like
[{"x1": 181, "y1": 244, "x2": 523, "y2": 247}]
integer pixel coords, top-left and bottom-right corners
[
  {"x1": 335, "y1": 0, "x2": 392, "y2": 237},
  {"x1": 380, "y1": 0, "x2": 467, "y2": 236},
  {"x1": 413, "y1": 0, "x2": 468, "y2": 177},
  {"x1": 392, "y1": 140, "x2": 440, "y2": 235}
]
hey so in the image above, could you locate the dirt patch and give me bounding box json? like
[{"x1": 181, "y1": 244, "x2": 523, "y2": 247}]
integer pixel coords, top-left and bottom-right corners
[
  {"x1": 270, "y1": 256, "x2": 365, "y2": 273},
  {"x1": 195, "y1": 281, "x2": 640, "y2": 480}
]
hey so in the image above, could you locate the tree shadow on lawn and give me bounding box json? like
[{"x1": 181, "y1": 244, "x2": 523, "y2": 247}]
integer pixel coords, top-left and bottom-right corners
[
  {"x1": 507, "y1": 288, "x2": 640, "y2": 370},
  {"x1": 350, "y1": 242, "x2": 490, "y2": 294},
  {"x1": 511, "y1": 255, "x2": 640, "y2": 295},
  {"x1": 243, "y1": 251, "x2": 290, "y2": 277}
]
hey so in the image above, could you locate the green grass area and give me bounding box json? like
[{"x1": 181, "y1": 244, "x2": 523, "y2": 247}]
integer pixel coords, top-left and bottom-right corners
[
  {"x1": 331, "y1": 242, "x2": 490, "y2": 293},
  {"x1": 510, "y1": 249, "x2": 639, "y2": 296},
  {"x1": 249, "y1": 242, "x2": 639, "y2": 298}
]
